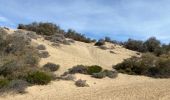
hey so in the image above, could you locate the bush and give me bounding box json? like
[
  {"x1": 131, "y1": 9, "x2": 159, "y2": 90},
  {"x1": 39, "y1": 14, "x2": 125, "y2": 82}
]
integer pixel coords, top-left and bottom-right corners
[
  {"x1": 124, "y1": 39, "x2": 146, "y2": 52},
  {"x1": 7, "y1": 80, "x2": 29, "y2": 93},
  {"x1": 60, "y1": 74, "x2": 76, "y2": 81},
  {"x1": 144, "y1": 37, "x2": 161, "y2": 52},
  {"x1": 38, "y1": 51, "x2": 50, "y2": 58},
  {"x1": 113, "y1": 53, "x2": 170, "y2": 78},
  {"x1": 95, "y1": 39, "x2": 105, "y2": 46},
  {"x1": 92, "y1": 72, "x2": 106, "y2": 79},
  {"x1": 36, "y1": 44, "x2": 46, "y2": 50},
  {"x1": 75, "y1": 79, "x2": 89, "y2": 87},
  {"x1": 0, "y1": 77, "x2": 9, "y2": 89},
  {"x1": 18, "y1": 22, "x2": 63, "y2": 36},
  {"x1": 87, "y1": 65, "x2": 102, "y2": 75},
  {"x1": 68, "y1": 65, "x2": 88, "y2": 74},
  {"x1": 26, "y1": 71, "x2": 52, "y2": 85},
  {"x1": 65, "y1": 29, "x2": 94, "y2": 43},
  {"x1": 43, "y1": 63, "x2": 60, "y2": 72},
  {"x1": 103, "y1": 70, "x2": 118, "y2": 78},
  {"x1": 98, "y1": 45, "x2": 108, "y2": 50}
]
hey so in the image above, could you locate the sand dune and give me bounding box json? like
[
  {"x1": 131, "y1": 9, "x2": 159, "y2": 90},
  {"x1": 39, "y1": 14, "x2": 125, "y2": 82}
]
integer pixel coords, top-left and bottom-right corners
[{"x1": 1, "y1": 33, "x2": 170, "y2": 100}]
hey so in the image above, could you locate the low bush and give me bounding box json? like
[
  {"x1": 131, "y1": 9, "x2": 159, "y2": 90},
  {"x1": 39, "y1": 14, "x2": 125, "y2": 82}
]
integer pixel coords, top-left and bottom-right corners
[
  {"x1": 7, "y1": 80, "x2": 29, "y2": 93},
  {"x1": 26, "y1": 71, "x2": 52, "y2": 85},
  {"x1": 92, "y1": 72, "x2": 106, "y2": 79},
  {"x1": 113, "y1": 53, "x2": 170, "y2": 78},
  {"x1": 87, "y1": 65, "x2": 102, "y2": 75},
  {"x1": 95, "y1": 39, "x2": 105, "y2": 46},
  {"x1": 36, "y1": 44, "x2": 46, "y2": 50},
  {"x1": 43, "y1": 63, "x2": 60, "y2": 72},
  {"x1": 0, "y1": 77, "x2": 9, "y2": 89},
  {"x1": 75, "y1": 79, "x2": 89, "y2": 87},
  {"x1": 38, "y1": 51, "x2": 50, "y2": 58},
  {"x1": 103, "y1": 70, "x2": 118, "y2": 78},
  {"x1": 60, "y1": 74, "x2": 76, "y2": 81},
  {"x1": 68, "y1": 65, "x2": 88, "y2": 74}
]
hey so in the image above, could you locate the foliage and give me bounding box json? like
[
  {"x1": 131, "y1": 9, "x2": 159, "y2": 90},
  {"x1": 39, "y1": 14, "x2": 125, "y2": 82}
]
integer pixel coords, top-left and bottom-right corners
[
  {"x1": 87, "y1": 65, "x2": 102, "y2": 75},
  {"x1": 43, "y1": 63, "x2": 60, "y2": 72},
  {"x1": 113, "y1": 53, "x2": 170, "y2": 78},
  {"x1": 26, "y1": 71, "x2": 52, "y2": 85}
]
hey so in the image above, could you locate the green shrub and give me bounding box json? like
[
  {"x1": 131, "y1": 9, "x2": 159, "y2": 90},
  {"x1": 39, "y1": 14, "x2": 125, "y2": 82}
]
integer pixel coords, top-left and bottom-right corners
[
  {"x1": 43, "y1": 63, "x2": 60, "y2": 72},
  {"x1": 0, "y1": 77, "x2": 9, "y2": 89},
  {"x1": 87, "y1": 65, "x2": 102, "y2": 75},
  {"x1": 26, "y1": 71, "x2": 52, "y2": 85}
]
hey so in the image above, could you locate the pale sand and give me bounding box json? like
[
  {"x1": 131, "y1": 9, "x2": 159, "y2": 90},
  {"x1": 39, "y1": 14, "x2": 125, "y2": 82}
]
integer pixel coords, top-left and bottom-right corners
[{"x1": 1, "y1": 33, "x2": 170, "y2": 100}]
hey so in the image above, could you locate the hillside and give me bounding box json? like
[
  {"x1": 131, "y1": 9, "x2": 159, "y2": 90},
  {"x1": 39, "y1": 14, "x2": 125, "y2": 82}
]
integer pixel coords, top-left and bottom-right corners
[{"x1": 1, "y1": 29, "x2": 170, "y2": 100}]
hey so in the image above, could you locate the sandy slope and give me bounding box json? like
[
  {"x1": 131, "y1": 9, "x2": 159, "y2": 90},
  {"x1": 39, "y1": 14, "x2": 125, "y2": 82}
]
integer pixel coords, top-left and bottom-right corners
[{"x1": 1, "y1": 32, "x2": 170, "y2": 100}]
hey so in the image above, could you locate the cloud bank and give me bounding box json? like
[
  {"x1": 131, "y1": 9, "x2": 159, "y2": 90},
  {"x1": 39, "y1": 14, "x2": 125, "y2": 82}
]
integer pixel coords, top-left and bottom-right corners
[{"x1": 0, "y1": 0, "x2": 170, "y2": 43}]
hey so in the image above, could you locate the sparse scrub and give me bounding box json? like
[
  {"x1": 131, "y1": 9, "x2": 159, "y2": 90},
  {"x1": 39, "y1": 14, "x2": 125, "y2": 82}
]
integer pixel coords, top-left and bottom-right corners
[
  {"x1": 75, "y1": 79, "x2": 89, "y2": 87},
  {"x1": 60, "y1": 74, "x2": 76, "y2": 81},
  {"x1": 36, "y1": 44, "x2": 46, "y2": 50},
  {"x1": 95, "y1": 39, "x2": 105, "y2": 46},
  {"x1": 103, "y1": 70, "x2": 118, "y2": 78},
  {"x1": 38, "y1": 51, "x2": 50, "y2": 58},
  {"x1": 68, "y1": 65, "x2": 88, "y2": 74},
  {"x1": 43, "y1": 63, "x2": 60, "y2": 72},
  {"x1": 92, "y1": 72, "x2": 106, "y2": 79},
  {"x1": 113, "y1": 53, "x2": 170, "y2": 78}
]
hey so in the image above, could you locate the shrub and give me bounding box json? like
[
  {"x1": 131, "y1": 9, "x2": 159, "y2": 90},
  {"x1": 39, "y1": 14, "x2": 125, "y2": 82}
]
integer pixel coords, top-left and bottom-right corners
[
  {"x1": 65, "y1": 29, "x2": 94, "y2": 43},
  {"x1": 144, "y1": 37, "x2": 161, "y2": 52},
  {"x1": 103, "y1": 70, "x2": 118, "y2": 78},
  {"x1": 38, "y1": 51, "x2": 50, "y2": 58},
  {"x1": 113, "y1": 53, "x2": 170, "y2": 78},
  {"x1": 26, "y1": 71, "x2": 52, "y2": 85},
  {"x1": 75, "y1": 79, "x2": 89, "y2": 87},
  {"x1": 43, "y1": 63, "x2": 60, "y2": 72},
  {"x1": 98, "y1": 45, "x2": 108, "y2": 50},
  {"x1": 68, "y1": 65, "x2": 88, "y2": 74},
  {"x1": 87, "y1": 65, "x2": 102, "y2": 75},
  {"x1": 36, "y1": 44, "x2": 46, "y2": 50},
  {"x1": 92, "y1": 72, "x2": 106, "y2": 79},
  {"x1": 60, "y1": 74, "x2": 76, "y2": 81},
  {"x1": 124, "y1": 39, "x2": 146, "y2": 52},
  {"x1": 95, "y1": 39, "x2": 105, "y2": 46},
  {"x1": 7, "y1": 80, "x2": 29, "y2": 93},
  {"x1": 0, "y1": 77, "x2": 9, "y2": 89},
  {"x1": 18, "y1": 22, "x2": 63, "y2": 36}
]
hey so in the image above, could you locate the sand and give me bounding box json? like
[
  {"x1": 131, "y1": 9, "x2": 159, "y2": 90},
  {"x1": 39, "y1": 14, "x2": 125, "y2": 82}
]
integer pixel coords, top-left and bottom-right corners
[{"x1": 1, "y1": 31, "x2": 170, "y2": 100}]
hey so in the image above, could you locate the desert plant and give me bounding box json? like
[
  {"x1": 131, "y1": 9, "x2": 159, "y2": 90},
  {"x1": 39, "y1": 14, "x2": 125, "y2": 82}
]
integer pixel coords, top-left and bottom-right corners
[
  {"x1": 87, "y1": 65, "x2": 102, "y2": 75},
  {"x1": 0, "y1": 77, "x2": 9, "y2": 89},
  {"x1": 95, "y1": 39, "x2": 105, "y2": 46},
  {"x1": 75, "y1": 79, "x2": 89, "y2": 87},
  {"x1": 36, "y1": 44, "x2": 46, "y2": 50},
  {"x1": 92, "y1": 72, "x2": 106, "y2": 79},
  {"x1": 38, "y1": 51, "x2": 50, "y2": 58},
  {"x1": 26, "y1": 71, "x2": 52, "y2": 85},
  {"x1": 68, "y1": 65, "x2": 88, "y2": 74},
  {"x1": 103, "y1": 70, "x2": 118, "y2": 78},
  {"x1": 60, "y1": 74, "x2": 76, "y2": 81},
  {"x1": 43, "y1": 63, "x2": 60, "y2": 72}
]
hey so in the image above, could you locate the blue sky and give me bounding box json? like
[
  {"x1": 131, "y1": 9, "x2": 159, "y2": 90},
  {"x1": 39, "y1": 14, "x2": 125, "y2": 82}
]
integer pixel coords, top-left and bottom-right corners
[{"x1": 0, "y1": 0, "x2": 170, "y2": 43}]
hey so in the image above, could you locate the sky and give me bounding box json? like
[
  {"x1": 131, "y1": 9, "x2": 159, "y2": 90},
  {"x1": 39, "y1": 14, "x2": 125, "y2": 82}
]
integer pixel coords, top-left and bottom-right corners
[{"x1": 0, "y1": 0, "x2": 170, "y2": 43}]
